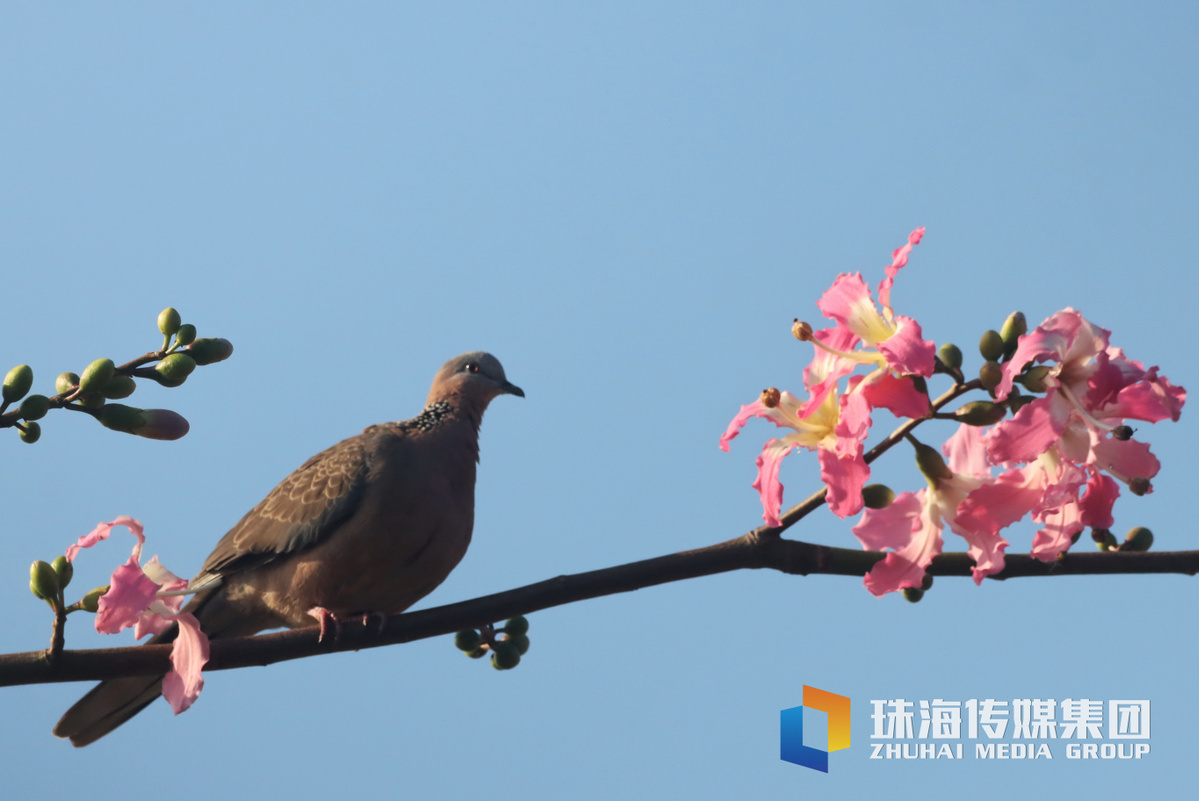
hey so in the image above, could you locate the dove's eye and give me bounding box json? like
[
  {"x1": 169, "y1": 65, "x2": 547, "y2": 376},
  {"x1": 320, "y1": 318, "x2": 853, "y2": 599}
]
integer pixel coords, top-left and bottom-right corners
[{"x1": 464, "y1": 362, "x2": 480, "y2": 374}]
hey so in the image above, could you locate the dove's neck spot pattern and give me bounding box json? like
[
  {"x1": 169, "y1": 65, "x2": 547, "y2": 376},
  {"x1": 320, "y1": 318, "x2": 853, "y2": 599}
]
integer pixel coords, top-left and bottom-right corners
[{"x1": 397, "y1": 401, "x2": 454, "y2": 434}]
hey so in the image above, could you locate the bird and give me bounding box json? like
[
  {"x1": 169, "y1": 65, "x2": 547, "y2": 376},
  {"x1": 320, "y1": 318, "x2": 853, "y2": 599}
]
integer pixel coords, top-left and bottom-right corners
[{"x1": 54, "y1": 351, "x2": 524, "y2": 747}]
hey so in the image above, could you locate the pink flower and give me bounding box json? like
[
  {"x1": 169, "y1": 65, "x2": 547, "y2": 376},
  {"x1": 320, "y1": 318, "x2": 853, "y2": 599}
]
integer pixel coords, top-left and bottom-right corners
[
  {"x1": 66, "y1": 517, "x2": 210, "y2": 714},
  {"x1": 852, "y1": 426, "x2": 1005, "y2": 594}
]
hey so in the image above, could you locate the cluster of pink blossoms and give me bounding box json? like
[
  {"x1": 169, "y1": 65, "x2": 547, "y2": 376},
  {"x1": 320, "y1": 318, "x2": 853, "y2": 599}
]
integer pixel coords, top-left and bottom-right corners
[
  {"x1": 722, "y1": 229, "x2": 1185, "y2": 596},
  {"x1": 66, "y1": 516, "x2": 209, "y2": 712}
]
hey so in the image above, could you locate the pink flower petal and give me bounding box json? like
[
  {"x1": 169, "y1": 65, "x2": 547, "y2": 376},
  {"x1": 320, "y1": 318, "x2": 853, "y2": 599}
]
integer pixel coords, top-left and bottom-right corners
[
  {"x1": 1030, "y1": 501, "x2": 1084, "y2": 562},
  {"x1": 95, "y1": 555, "x2": 160, "y2": 635},
  {"x1": 984, "y1": 397, "x2": 1067, "y2": 465},
  {"x1": 819, "y1": 447, "x2": 868, "y2": 519},
  {"x1": 1078, "y1": 471, "x2": 1119, "y2": 530},
  {"x1": 161, "y1": 612, "x2": 210, "y2": 715},
  {"x1": 954, "y1": 464, "x2": 1042, "y2": 537},
  {"x1": 942, "y1": 423, "x2": 992, "y2": 479},
  {"x1": 753, "y1": 440, "x2": 797, "y2": 527},
  {"x1": 878, "y1": 227, "x2": 925, "y2": 313},
  {"x1": 65, "y1": 516, "x2": 145, "y2": 562},
  {"x1": 875, "y1": 316, "x2": 936, "y2": 378},
  {"x1": 860, "y1": 371, "x2": 931, "y2": 421}
]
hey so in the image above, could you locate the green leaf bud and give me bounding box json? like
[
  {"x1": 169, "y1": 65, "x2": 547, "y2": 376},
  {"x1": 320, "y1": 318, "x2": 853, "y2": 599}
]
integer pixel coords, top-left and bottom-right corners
[
  {"x1": 999, "y1": 311, "x2": 1027, "y2": 357},
  {"x1": 953, "y1": 400, "x2": 1007, "y2": 427},
  {"x1": 454, "y1": 630, "x2": 482, "y2": 651},
  {"x1": 902, "y1": 587, "x2": 924, "y2": 603},
  {"x1": 81, "y1": 586, "x2": 108, "y2": 613},
  {"x1": 51, "y1": 555, "x2": 73, "y2": 591},
  {"x1": 155, "y1": 353, "x2": 197, "y2": 383},
  {"x1": 19, "y1": 421, "x2": 41, "y2": 444},
  {"x1": 978, "y1": 360, "x2": 1003, "y2": 391},
  {"x1": 19, "y1": 394, "x2": 50, "y2": 421},
  {"x1": 55, "y1": 372, "x2": 80, "y2": 395},
  {"x1": 465, "y1": 646, "x2": 488, "y2": 659},
  {"x1": 186, "y1": 338, "x2": 234, "y2": 366},
  {"x1": 30, "y1": 560, "x2": 59, "y2": 602},
  {"x1": 3, "y1": 365, "x2": 33, "y2": 403},
  {"x1": 862, "y1": 483, "x2": 896, "y2": 510},
  {"x1": 102, "y1": 375, "x2": 137, "y2": 400},
  {"x1": 78, "y1": 359, "x2": 116, "y2": 396},
  {"x1": 157, "y1": 307, "x2": 182, "y2": 337},
  {"x1": 175, "y1": 324, "x2": 197, "y2": 346},
  {"x1": 491, "y1": 642, "x2": 522, "y2": 670},
  {"x1": 936, "y1": 343, "x2": 963, "y2": 371},
  {"x1": 504, "y1": 633, "x2": 531, "y2": 655},
  {"x1": 503, "y1": 615, "x2": 530, "y2": 636},
  {"x1": 979, "y1": 330, "x2": 1005, "y2": 362},
  {"x1": 1020, "y1": 365, "x2": 1052, "y2": 393},
  {"x1": 913, "y1": 440, "x2": 953, "y2": 483},
  {"x1": 1122, "y1": 527, "x2": 1154, "y2": 552}
]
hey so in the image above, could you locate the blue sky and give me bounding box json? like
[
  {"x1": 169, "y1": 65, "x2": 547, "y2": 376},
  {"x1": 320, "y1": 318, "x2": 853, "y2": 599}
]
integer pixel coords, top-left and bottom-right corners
[{"x1": 1, "y1": 3, "x2": 1195, "y2": 798}]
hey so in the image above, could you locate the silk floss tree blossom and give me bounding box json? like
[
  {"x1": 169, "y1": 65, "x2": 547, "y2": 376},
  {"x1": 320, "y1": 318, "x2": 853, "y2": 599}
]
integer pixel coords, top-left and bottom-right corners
[
  {"x1": 722, "y1": 227, "x2": 1186, "y2": 599},
  {"x1": 65, "y1": 516, "x2": 210, "y2": 713}
]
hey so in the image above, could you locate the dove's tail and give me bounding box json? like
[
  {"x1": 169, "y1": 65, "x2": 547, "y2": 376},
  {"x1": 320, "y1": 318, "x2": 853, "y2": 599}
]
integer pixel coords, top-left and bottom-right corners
[{"x1": 53, "y1": 586, "x2": 262, "y2": 747}]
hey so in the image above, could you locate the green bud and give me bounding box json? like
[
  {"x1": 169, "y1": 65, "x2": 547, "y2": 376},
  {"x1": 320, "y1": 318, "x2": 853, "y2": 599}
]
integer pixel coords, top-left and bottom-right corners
[
  {"x1": 999, "y1": 311, "x2": 1027, "y2": 357},
  {"x1": 913, "y1": 440, "x2": 953, "y2": 482},
  {"x1": 175, "y1": 324, "x2": 197, "y2": 346},
  {"x1": 1092, "y1": 528, "x2": 1119, "y2": 551},
  {"x1": 954, "y1": 400, "x2": 1007, "y2": 427},
  {"x1": 503, "y1": 615, "x2": 530, "y2": 636},
  {"x1": 921, "y1": 573, "x2": 934, "y2": 591},
  {"x1": 1122, "y1": 527, "x2": 1154, "y2": 552},
  {"x1": 158, "y1": 307, "x2": 182, "y2": 337},
  {"x1": 937, "y1": 343, "x2": 963, "y2": 371},
  {"x1": 30, "y1": 560, "x2": 59, "y2": 602},
  {"x1": 102, "y1": 375, "x2": 137, "y2": 400},
  {"x1": 979, "y1": 330, "x2": 1005, "y2": 362},
  {"x1": 19, "y1": 421, "x2": 41, "y2": 444},
  {"x1": 1020, "y1": 365, "x2": 1052, "y2": 393},
  {"x1": 77, "y1": 393, "x2": 105, "y2": 408},
  {"x1": 55, "y1": 372, "x2": 80, "y2": 395},
  {"x1": 978, "y1": 360, "x2": 1003, "y2": 391},
  {"x1": 51, "y1": 555, "x2": 73, "y2": 590},
  {"x1": 131, "y1": 409, "x2": 190, "y2": 440},
  {"x1": 78, "y1": 359, "x2": 116, "y2": 396},
  {"x1": 3, "y1": 364, "x2": 33, "y2": 403},
  {"x1": 454, "y1": 630, "x2": 482, "y2": 651},
  {"x1": 97, "y1": 403, "x2": 146, "y2": 434},
  {"x1": 155, "y1": 353, "x2": 196, "y2": 383},
  {"x1": 19, "y1": 394, "x2": 50, "y2": 421},
  {"x1": 80, "y1": 586, "x2": 108, "y2": 613},
  {"x1": 1008, "y1": 392, "x2": 1036, "y2": 414},
  {"x1": 187, "y1": 338, "x2": 234, "y2": 366},
  {"x1": 491, "y1": 642, "x2": 522, "y2": 670},
  {"x1": 465, "y1": 646, "x2": 488, "y2": 659},
  {"x1": 862, "y1": 483, "x2": 896, "y2": 510},
  {"x1": 504, "y1": 633, "x2": 531, "y2": 655},
  {"x1": 902, "y1": 587, "x2": 924, "y2": 603}
]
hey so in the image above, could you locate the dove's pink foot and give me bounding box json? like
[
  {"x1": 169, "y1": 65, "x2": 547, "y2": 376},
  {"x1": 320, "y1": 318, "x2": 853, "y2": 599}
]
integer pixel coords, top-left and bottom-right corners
[
  {"x1": 362, "y1": 611, "x2": 389, "y2": 633},
  {"x1": 308, "y1": 606, "x2": 343, "y2": 643}
]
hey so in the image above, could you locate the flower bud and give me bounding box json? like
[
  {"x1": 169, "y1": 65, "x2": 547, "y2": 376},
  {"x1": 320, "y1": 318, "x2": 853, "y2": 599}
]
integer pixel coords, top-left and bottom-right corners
[
  {"x1": 96, "y1": 403, "x2": 145, "y2": 434},
  {"x1": 51, "y1": 555, "x2": 73, "y2": 591},
  {"x1": 936, "y1": 343, "x2": 962, "y2": 371},
  {"x1": 77, "y1": 359, "x2": 116, "y2": 396},
  {"x1": 1092, "y1": 528, "x2": 1118, "y2": 551},
  {"x1": 19, "y1": 421, "x2": 41, "y2": 444},
  {"x1": 953, "y1": 400, "x2": 1007, "y2": 427},
  {"x1": 81, "y1": 586, "x2": 108, "y2": 613},
  {"x1": 862, "y1": 484, "x2": 896, "y2": 510},
  {"x1": 186, "y1": 338, "x2": 234, "y2": 365},
  {"x1": 1112, "y1": 425, "x2": 1134, "y2": 441},
  {"x1": 913, "y1": 441, "x2": 953, "y2": 482},
  {"x1": 55, "y1": 372, "x2": 80, "y2": 395},
  {"x1": 491, "y1": 642, "x2": 522, "y2": 670},
  {"x1": 760, "y1": 388, "x2": 781, "y2": 408},
  {"x1": 465, "y1": 646, "x2": 488, "y2": 659},
  {"x1": 1128, "y1": 477, "x2": 1152, "y2": 497},
  {"x1": 155, "y1": 353, "x2": 196, "y2": 383},
  {"x1": 1019, "y1": 365, "x2": 1052, "y2": 393},
  {"x1": 791, "y1": 319, "x2": 813, "y2": 341},
  {"x1": 3, "y1": 364, "x2": 33, "y2": 403},
  {"x1": 1122, "y1": 527, "x2": 1154, "y2": 552},
  {"x1": 921, "y1": 573, "x2": 934, "y2": 591},
  {"x1": 902, "y1": 587, "x2": 924, "y2": 603},
  {"x1": 978, "y1": 360, "x2": 1003, "y2": 391},
  {"x1": 19, "y1": 394, "x2": 50, "y2": 421},
  {"x1": 1007, "y1": 392, "x2": 1035, "y2": 414},
  {"x1": 504, "y1": 633, "x2": 531, "y2": 655},
  {"x1": 97, "y1": 404, "x2": 190, "y2": 440},
  {"x1": 158, "y1": 307, "x2": 182, "y2": 337},
  {"x1": 175, "y1": 324, "x2": 197, "y2": 346},
  {"x1": 503, "y1": 615, "x2": 530, "y2": 636},
  {"x1": 30, "y1": 560, "x2": 59, "y2": 602},
  {"x1": 999, "y1": 311, "x2": 1027, "y2": 356},
  {"x1": 102, "y1": 375, "x2": 137, "y2": 400},
  {"x1": 454, "y1": 630, "x2": 482, "y2": 651},
  {"x1": 978, "y1": 330, "x2": 1005, "y2": 362}
]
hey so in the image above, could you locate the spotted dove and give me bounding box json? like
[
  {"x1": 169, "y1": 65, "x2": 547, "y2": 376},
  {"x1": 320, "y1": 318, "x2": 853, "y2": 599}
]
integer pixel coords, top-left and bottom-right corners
[{"x1": 54, "y1": 351, "x2": 523, "y2": 746}]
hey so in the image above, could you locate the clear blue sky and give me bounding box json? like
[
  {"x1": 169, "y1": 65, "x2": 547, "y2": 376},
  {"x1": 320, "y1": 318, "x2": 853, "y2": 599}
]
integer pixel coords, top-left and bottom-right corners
[{"x1": 2, "y1": 3, "x2": 1195, "y2": 798}]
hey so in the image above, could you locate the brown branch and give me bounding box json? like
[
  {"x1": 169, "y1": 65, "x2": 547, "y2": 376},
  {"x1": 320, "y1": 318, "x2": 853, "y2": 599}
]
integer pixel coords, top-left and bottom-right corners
[{"x1": 1, "y1": 531, "x2": 1195, "y2": 688}]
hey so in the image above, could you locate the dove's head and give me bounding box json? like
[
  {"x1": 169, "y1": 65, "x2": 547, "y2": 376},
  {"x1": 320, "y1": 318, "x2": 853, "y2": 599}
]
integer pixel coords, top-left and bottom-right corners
[{"x1": 428, "y1": 351, "x2": 525, "y2": 411}]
